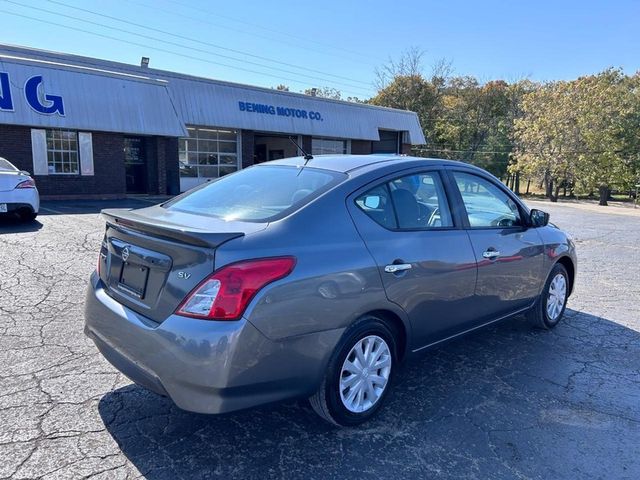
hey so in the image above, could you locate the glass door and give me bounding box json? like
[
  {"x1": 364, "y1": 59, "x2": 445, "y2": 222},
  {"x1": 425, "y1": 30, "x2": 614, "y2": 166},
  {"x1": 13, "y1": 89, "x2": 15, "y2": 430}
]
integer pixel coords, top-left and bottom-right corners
[{"x1": 124, "y1": 137, "x2": 147, "y2": 194}]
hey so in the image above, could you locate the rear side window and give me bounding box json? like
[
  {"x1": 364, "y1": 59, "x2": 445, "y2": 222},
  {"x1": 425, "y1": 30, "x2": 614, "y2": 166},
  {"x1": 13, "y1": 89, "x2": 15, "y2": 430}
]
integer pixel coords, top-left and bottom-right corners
[
  {"x1": 452, "y1": 172, "x2": 522, "y2": 228},
  {"x1": 355, "y1": 183, "x2": 396, "y2": 229},
  {"x1": 165, "y1": 165, "x2": 345, "y2": 222},
  {"x1": 356, "y1": 171, "x2": 453, "y2": 230},
  {"x1": 0, "y1": 158, "x2": 18, "y2": 172}
]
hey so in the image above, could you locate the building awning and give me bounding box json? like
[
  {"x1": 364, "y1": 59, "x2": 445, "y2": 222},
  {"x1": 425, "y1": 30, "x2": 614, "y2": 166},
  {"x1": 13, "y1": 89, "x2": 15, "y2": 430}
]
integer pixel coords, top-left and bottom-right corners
[
  {"x1": 0, "y1": 56, "x2": 187, "y2": 137},
  {"x1": 165, "y1": 77, "x2": 426, "y2": 143},
  {"x1": 0, "y1": 45, "x2": 426, "y2": 144}
]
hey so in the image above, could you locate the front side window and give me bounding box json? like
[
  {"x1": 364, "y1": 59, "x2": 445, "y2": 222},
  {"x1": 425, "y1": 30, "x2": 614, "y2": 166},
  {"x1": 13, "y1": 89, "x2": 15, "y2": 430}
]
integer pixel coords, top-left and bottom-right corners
[
  {"x1": 356, "y1": 172, "x2": 453, "y2": 230},
  {"x1": 452, "y1": 172, "x2": 522, "y2": 228},
  {"x1": 46, "y1": 129, "x2": 79, "y2": 174},
  {"x1": 166, "y1": 165, "x2": 345, "y2": 222}
]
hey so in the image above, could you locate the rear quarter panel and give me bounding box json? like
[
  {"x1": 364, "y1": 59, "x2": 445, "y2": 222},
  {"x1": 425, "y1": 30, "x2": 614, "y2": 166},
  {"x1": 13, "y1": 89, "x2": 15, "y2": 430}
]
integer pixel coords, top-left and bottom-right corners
[{"x1": 214, "y1": 182, "x2": 411, "y2": 341}]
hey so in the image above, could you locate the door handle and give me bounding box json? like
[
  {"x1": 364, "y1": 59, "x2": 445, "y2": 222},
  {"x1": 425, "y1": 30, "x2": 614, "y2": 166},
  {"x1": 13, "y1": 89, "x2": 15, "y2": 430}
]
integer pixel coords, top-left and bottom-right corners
[
  {"x1": 482, "y1": 250, "x2": 500, "y2": 259},
  {"x1": 384, "y1": 263, "x2": 412, "y2": 273}
]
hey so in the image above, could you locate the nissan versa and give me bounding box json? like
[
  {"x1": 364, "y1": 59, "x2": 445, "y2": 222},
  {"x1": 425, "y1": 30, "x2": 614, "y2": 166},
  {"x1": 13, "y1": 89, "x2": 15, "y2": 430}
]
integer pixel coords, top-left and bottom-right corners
[{"x1": 84, "y1": 155, "x2": 576, "y2": 426}]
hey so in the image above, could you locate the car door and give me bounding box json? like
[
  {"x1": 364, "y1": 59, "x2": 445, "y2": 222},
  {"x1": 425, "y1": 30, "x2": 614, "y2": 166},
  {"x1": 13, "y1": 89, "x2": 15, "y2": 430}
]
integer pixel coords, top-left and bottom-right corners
[
  {"x1": 347, "y1": 169, "x2": 478, "y2": 350},
  {"x1": 446, "y1": 169, "x2": 545, "y2": 322}
]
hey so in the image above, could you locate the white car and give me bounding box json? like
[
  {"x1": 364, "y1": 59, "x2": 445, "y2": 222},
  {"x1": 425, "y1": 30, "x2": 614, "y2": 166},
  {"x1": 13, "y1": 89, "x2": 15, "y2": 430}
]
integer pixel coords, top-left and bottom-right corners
[{"x1": 0, "y1": 157, "x2": 39, "y2": 221}]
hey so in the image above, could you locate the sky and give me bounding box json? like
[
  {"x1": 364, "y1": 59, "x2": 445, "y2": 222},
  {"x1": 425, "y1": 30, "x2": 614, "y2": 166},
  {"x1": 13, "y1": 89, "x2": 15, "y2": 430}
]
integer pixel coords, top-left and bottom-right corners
[{"x1": 1, "y1": 0, "x2": 639, "y2": 99}]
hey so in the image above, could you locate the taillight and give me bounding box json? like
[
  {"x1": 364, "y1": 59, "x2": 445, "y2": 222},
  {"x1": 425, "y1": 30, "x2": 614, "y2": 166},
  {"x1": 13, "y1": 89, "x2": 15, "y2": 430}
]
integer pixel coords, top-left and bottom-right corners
[
  {"x1": 15, "y1": 178, "x2": 36, "y2": 189},
  {"x1": 176, "y1": 257, "x2": 296, "y2": 320}
]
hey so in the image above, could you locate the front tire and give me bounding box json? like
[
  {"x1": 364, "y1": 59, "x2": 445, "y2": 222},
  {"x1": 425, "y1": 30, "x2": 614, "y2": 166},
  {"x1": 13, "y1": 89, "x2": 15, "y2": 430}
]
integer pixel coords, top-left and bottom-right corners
[
  {"x1": 527, "y1": 263, "x2": 569, "y2": 329},
  {"x1": 310, "y1": 316, "x2": 397, "y2": 426}
]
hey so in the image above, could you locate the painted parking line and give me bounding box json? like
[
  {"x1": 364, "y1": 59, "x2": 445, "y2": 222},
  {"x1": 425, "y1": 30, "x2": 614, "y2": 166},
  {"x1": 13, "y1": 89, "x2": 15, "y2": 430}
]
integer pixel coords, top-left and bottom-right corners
[{"x1": 39, "y1": 206, "x2": 67, "y2": 214}]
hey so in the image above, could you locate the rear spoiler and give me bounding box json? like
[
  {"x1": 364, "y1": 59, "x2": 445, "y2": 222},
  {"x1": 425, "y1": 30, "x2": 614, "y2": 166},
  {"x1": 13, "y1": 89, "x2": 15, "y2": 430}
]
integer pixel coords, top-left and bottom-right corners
[{"x1": 101, "y1": 208, "x2": 244, "y2": 248}]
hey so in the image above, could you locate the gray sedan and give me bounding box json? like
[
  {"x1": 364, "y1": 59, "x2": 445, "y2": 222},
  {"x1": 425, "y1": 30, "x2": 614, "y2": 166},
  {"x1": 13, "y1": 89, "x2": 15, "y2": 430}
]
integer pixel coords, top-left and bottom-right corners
[{"x1": 84, "y1": 155, "x2": 576, "y2": 426}]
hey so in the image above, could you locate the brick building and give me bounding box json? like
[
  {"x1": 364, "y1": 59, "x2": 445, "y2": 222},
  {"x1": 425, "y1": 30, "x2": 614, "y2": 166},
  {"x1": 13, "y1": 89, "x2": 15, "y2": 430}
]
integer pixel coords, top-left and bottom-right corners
[{"x1": 0, "y1": 44, "x2": 425, "y2": 199}]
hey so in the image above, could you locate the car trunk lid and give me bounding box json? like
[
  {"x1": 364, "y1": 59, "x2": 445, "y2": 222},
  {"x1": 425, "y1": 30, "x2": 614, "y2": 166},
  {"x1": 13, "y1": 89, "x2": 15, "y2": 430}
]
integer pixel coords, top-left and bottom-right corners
[
  {"x1": 99, "y1": 205, "x2": 266, "y2": 323},
  {"x1": 0, "y1": 172, "x2": 26, "y2": 192}
]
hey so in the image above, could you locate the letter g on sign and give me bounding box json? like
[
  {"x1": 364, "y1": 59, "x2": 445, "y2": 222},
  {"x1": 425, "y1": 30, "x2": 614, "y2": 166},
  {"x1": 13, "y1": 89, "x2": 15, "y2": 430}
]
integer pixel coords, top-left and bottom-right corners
[{"x1": 25, "y1": 76, "x2": 65, "y2": 115}]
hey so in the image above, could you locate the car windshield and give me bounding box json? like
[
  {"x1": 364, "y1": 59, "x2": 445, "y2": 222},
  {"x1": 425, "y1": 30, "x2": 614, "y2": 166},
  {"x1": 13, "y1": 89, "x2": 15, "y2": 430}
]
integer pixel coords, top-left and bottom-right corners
[
  {"x1": 0, "y1": 158, "x2": 18, "y2": 172},
  {"x1": 165, "y1": 165, "x2": 346, "y2": 222}
]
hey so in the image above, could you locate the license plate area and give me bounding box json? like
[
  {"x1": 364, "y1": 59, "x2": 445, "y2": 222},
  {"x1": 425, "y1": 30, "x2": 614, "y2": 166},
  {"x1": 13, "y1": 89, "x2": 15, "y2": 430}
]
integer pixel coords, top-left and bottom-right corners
[
  {"x1": 0, "y1": 204, "x2": 7, "y2": 213},
  {"x1": 118, "y1": 262, "x2": 149, "y2": 299}
]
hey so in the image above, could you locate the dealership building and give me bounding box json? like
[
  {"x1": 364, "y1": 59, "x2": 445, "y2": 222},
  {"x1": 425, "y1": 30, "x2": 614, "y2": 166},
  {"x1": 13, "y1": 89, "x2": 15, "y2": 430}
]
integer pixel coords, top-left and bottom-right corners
[{"x1": 0, "y1": 44, "x2": 425, "y2": 198}]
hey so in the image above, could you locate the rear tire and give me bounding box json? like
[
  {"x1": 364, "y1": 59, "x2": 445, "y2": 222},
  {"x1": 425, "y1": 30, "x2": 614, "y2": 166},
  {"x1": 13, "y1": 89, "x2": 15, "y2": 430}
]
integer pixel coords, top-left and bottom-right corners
[
  {"x1": 19, "y1": 208, "x2": 37, "y2": 222},
  {"x1": 527, "y1": 263, "x2": 569, "y2": 329},
  {"x1": 310, "y1": 315, "x2": 397, "y2": 427}
]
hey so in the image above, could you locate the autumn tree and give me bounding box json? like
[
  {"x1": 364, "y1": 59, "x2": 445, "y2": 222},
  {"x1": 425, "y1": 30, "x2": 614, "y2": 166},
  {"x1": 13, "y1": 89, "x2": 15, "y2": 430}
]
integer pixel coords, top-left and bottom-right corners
[
  {"x1": 370, "y1": 49, "x2": 442, "y2": 155},
  {"x1": 372, "y1": 50, "x2": 530, "y2": 180},
  {"x1": 572, "y1": 69, "x2": 640, "y2": 205},
  {"x1": 511, "y1": 81, "x2": 582, "y2": 201},
  {"x1": 303, "y1": 87, "x2": 342, "y2": 100},
  {"x1": 512, "y1": 69, "x2": 640, "y2": 205}
]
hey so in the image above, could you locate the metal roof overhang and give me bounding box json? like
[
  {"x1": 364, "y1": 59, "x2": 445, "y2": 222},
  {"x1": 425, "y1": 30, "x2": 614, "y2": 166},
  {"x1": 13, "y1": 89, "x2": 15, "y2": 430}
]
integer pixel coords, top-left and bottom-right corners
[
  {"x1": 0, "y1": 56, "x2": 187, "y2": 137},
  {"x1": 166, "y1": 77, "x2": 426, "y2": 143},
  {"x1": 0, "y1": 45, "x2": 426, "y2": 144}
]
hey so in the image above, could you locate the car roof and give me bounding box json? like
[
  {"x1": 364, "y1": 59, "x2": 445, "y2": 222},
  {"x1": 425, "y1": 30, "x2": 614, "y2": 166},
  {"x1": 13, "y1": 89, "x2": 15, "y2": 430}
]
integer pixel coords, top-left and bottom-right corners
[{"x1": 262, "y1": 154, "x2": 476, "y2": 175}]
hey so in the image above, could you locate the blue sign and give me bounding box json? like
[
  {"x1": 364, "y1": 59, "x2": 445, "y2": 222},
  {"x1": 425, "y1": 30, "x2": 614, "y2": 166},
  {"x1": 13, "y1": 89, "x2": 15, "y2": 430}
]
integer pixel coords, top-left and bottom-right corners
[
  {"x1": 0, "y1": 72, "x2": 65, "y2": 116},
  {"x1": 238, "y1": 101, "x2": 323, "y2": 121},
  {"x1": 0, "y1": 72, "x2": 13, "y2": 111},
  {"x1": 25, "y1": 75, "x2": 65, "y2": 115}
]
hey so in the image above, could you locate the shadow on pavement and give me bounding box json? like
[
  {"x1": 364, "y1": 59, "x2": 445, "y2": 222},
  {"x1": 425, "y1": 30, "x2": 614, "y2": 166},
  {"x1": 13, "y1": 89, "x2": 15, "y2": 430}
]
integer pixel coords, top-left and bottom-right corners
[
  {"x1": 0, "y1": 216, "x2": 43, "y2": 233},
  {"x1": 98, "y1": 309, "x2": 640, "y2": 479}
]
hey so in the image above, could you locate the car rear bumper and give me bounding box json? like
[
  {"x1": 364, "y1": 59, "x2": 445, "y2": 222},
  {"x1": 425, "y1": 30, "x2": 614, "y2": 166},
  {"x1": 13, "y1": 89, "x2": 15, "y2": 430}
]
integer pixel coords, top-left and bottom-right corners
[
  {"x1": 84, "y1": 272, "x2": 342, "y2": 414},
  {"x1": 0, "y1": 188, "x2": 39, "y2": 213}
]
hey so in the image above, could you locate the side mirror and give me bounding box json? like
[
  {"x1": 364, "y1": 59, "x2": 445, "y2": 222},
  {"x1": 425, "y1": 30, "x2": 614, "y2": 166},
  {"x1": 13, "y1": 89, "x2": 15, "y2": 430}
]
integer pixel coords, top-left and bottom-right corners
[
  {"x1": 530, "y1": 208, "x2": 549, "y2": 227},
  {"x1": 363, "y1": 195, "x2": 381, "y2": 209}
]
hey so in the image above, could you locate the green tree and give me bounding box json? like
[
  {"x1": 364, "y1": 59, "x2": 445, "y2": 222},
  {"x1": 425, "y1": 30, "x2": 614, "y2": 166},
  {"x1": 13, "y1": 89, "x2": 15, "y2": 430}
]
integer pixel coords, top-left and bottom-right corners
[
  {"x1": 512, "y1": 69, "x2": 640, "y2": 205},
  {"x1": 572, "y1": 69, "x2": 640, "y2": 205},
  {"x1": 303, "y1": 87, "x2": 343, "y2": 100},
  {"x1": 511, "y1": 80, "x2": 582, "y2": 201},
  {"x1": 429, "y1": 78, "x2": 531, "y2": 180},
  {"x1": 369, "y1": 74, "x2": 439, "y2": 141}
]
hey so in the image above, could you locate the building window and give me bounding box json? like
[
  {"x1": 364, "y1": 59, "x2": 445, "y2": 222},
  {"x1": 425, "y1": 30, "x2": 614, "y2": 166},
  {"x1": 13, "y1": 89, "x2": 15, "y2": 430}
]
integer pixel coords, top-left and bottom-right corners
[
  {"x1": 46, "y1": 129, "x2": 79, "y2": 174},
  {"x1": 179, "y1": 127, "x2": 239, "y2": 183},
  {"x1": 311, "y1": 137, "x2": 350, "y2": 155}
]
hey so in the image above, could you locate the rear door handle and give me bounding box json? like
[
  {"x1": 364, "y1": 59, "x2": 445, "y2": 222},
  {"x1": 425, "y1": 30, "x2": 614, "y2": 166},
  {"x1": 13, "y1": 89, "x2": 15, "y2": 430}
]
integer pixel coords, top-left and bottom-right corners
[
  {"x1": 482, "y1": 250, "x2": 500, "y2": 259},
  {"x1": 384, "y1": 263, "x2": 412, "y2": 273}
]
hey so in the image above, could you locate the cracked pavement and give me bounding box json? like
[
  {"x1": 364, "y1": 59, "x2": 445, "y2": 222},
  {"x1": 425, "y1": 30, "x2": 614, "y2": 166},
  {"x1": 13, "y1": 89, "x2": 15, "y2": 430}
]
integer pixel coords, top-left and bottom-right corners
[{"x1": 0, "y1": 198, "x2": 639, "y2": 479}]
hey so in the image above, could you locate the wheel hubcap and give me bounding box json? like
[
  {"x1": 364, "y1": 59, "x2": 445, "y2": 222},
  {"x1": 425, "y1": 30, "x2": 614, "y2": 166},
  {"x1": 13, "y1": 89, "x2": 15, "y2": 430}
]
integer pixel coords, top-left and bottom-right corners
[
  {"x1": 339, "y1": 335, "x2": 391, "y2": 413},
  {"x1": 546, "y1": 273, "x2": 567, "y2": 321}
]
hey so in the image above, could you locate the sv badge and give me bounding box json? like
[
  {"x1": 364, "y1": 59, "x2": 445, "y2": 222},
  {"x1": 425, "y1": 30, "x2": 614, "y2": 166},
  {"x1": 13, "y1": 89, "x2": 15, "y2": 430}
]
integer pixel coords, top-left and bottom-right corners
[{"x1": 177, "y1": 272, "x2": 191, "y2": 280}]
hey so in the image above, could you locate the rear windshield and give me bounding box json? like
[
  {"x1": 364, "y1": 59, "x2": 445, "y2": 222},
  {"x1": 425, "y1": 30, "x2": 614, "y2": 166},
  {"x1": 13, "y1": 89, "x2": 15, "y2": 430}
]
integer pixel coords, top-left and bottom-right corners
[
  {"x1": 0, "y1": 158, "x2": 18, "y2": 172},
  {"x1": 165, "y1": 165, "x2": 346, "y2": 222}
]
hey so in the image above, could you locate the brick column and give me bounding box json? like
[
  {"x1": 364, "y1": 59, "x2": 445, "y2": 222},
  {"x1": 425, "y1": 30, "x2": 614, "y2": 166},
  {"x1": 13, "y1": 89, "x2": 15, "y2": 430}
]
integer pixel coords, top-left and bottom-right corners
[
  {"x1": 301, "y1": 135, "x2": 312, "y2": 155},
  {"x1": 163, "y1": 137, "x2": 179, "y2": 195},
  {"x1": 241, "y1": 130, "x2": 254, "y2": 168}
]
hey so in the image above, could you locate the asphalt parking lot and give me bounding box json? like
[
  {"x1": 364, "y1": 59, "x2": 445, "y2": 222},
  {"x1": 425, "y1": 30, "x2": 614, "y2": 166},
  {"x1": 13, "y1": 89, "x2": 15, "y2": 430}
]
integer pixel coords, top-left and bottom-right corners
[{"x1": 1, "y1": 198, "x2": 639, "y2": 479}]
